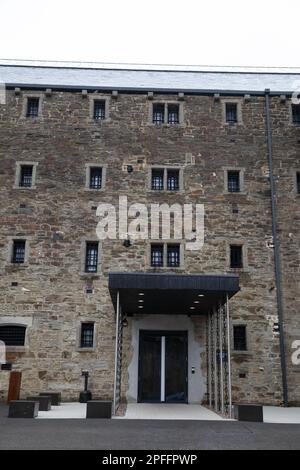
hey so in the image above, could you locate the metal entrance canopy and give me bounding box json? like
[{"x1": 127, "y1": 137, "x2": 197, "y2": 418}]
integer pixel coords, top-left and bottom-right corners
[{"x1": 109, "y1": 273, "x2": 240, "y2": 315}]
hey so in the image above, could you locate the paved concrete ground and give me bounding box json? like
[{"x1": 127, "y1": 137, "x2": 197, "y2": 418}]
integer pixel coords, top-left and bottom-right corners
[
  {"x1": 0, "y1": 404, "x2": 300, "y2": 449},
  {"x1": 121, "y1": 403, "x2": 226, "y2": 420}
]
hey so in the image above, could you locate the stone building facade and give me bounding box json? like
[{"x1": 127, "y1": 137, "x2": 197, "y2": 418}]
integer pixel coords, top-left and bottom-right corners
[{"x1": 0, "y1": 62, "x2": 299, "y2": 409}]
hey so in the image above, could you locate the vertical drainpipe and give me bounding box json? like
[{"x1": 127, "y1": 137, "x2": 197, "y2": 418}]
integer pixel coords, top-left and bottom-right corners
[{"x1": 264, "y1": 89, "x2": 288, "y2": 407}]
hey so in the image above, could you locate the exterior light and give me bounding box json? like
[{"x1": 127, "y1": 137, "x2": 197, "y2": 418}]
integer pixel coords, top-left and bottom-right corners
[
  {"x1": 190, "y1": 307, "x2": 195, "y2": 310},
  {"x1": 198, "y1": 294, "x2": 205, "y2": 297},
  {"x1": 138, "y1": 293, "x2": 144, "y2": 296},
  {"x1": 194, "y1": 301, "x2": 200, "y2": 304},
  {"x1": 138, "y1": 306, "x2": 144, "y2": 309},
  {"x1": 138, "y1": 300, "x2": 144, "y2": 303}
]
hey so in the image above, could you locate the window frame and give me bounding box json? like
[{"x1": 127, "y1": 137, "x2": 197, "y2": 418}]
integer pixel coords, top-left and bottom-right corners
[
  {"x1": 233, "y1": 324, "x2": 248, "y2": 352},
  {"x1": 14, "y1": 161, "x2": 38, "y2": 190},
  {"x1": 80, "y1": 239, "x2": 101, "y2": 276},
  {"x1": 0, "y1": 325, "x2": 27, "y2": 347},
  {"x1": 85, "y1": 163, "x2": 107, "y2": 191},
  {"x1": 148, "y1": 166, "x2": 184, "y2": 192},
  {"x1": 291, "y1": 103, "x2": 300, "y2": 125},
  {"x1": 223, "y1": 167, "x2": 246, "y2": 194},
  {"x1": 7, "y1": 237, "x2": 30, "y2": 265},
  {"x1": 222, "y1": 99, "x2": 243, "y2": 125},
  {"x1": 150, "y1": 101, "x2": 184, "y2": 125},
  {"x1": 149, "y1": 242, "x2": 184, "y2": 269},
  {"x1": 89, "y1": 95, "x2": 110, "y2": 121},
  {"x1": 80, "y1": 322, "x2": 95, "y2": 349},
  {"x1": 21, "y1": 94, "x2": 43, "y2": 119}
]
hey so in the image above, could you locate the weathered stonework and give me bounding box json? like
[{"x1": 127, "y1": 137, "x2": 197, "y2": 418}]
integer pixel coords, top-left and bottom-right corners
[{"x1": 0, "y1": 81, "x2": 299, "y2": 405}]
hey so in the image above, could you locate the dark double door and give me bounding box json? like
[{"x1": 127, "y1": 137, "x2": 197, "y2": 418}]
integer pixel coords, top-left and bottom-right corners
[{"x1": 138, "y1": 331, "x2": 188, "y2": 403}]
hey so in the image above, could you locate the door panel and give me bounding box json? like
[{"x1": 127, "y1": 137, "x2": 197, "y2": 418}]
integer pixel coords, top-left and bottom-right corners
[
  {"x1": 165, "y1": 335, "x2": 187, "y2": 403},
  {"x1": 138, "y1": 334, "x2": 161, "y2": 402}
]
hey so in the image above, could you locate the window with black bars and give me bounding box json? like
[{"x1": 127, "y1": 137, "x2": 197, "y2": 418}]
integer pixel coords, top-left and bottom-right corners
[
  {"x1": 292, "y1": 104, "x2": 300, "y2": 124},
  {"x1": 90, "y1": 167, "x2": 102, "y2": 189},
  {"x1": 226, "y1": 103, "x2": 238, "y2": 123},
  {"x1": 151, "y1": 245, "x2": 164, "y2": 267},
  {"x1": 152, "y1": 103, "x2": 165, "y2": 124},
  {"x1": 227, "y1": 170, "x2": 240, "y2": 193},
  {"x1": 167, "y1": 169, "x2": 180, "y2": 191},
  {"x1": 26, "y1": 98, "x2": 39, "y2": 117},
  {"x1": 12, "y1": 240, "x2": 26, "y2": 264},
  {"x1": 230, "y1": 245, "x2": 243, "y2": 268},
  {"x1": 85, "y1": 242, "x2": 99, "y2": 273},
  {"x1": 0, "y1": 325, "x2": 26, "y2": 346},
  {"x1": 80, "y1": 323, "x2": 94, "y2": 348},
  {"x1": 151, "y1": 169, "x2": 164, "y2": 190},
  {"x1": 93, "y1": 100, "x2": 106, "y2": 120},
  {"x1": 297, "y1": 172, "x2": 300, "y2": 194},
  {"x1": 167, "y1": 244, "x2": 180, "y2": 267},
  {"x1": 168, "y1": 104, "x2": 179, "y2": 124},
  {"x1": 233, "y1": 325, "x2": 247, "y2": 351},
  {"x1": 19, "y1": 165, "x2": 33, "y2": 187}
]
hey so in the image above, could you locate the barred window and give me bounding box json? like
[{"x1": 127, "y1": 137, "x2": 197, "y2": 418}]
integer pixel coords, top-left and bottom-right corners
[
  {"x1": 227, "y1": 171, "x2": 240, "y2": 193},
  {"x1": 152, "y1": 104, "x2": 165, "y2": 124},
  {"x1": 230, "y1": 245, "x2": 243, "y2": 269},
  {"x1": 19, "y1": 165, "x2": 33, "y2": 187},
  {"x1": 297, "y1": 172, "x2": 300, "y2": 194},
  {"x1": 168, "y1": 104, "x2": 179, "y2": 124},
  {"x1": 233, "y1": 325, "x2": 247, "y2": 351},
  {"x1": 167, "y1": 244, "x2": 180, "y2": 267},
  {"x1": 85, "y1": 242, "x2": 99, "y2": 273},
  {"x1": 151, "y1": 244, "x2": 164, "y2": 267},
  {"x1": 80, "y1": 323, "x2": 94, "y2": 348},
  {"x1": 226, "y1": 103, "x2": 238, "y2": 123},
  {"x1": 167, "y1": 169, "x2": 180, "y2": 191},
  {"x1": 93, "y1": 100, "x2": 106, "y2": 120},
  {"x1": 90, "y1": 167, "x2": 102, "y2": 189},
  {"x1": 26, "y1": 98, "x2": 39, "y2": 118},
  {"x1": 151, "y1": 169, "x2": 164, "y2": 190},
  {"x1": 292, "y1": 104, "x2": 300, "y2": 124},
  {"x1": 0, "y1": 325, "x2": 26, "y2": 346},
  {"x1": 12, "y1": 240, "x2": 26, "y2": 264}
]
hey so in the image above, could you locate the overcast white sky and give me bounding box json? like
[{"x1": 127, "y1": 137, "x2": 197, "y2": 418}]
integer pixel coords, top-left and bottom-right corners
[{"x1": 0, "y1": 0, "x2": 299, "y2": 67}]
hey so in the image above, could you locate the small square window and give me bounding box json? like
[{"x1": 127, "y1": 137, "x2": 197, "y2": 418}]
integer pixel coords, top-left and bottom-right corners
[
  {"x1": 151, "y1": 169, "x2": 164, "y2": 190},
  {"x1": 167, "y1": 169, "x2": 180, "y2": 191},
  {"x1": 167, "y1": 244, "x2": 180, "y2": 267},
  {"x1": 89, "y1": 167, "x2": 102, "y2": 189},
  {"x1": 93, "y1": 100, "x2": 106, "y2": 120},
  {"x1": 152, "y1": 104, "x2": 165, "y2": 125},
  {"x1": 85, "y1": 242, "x2": 99, "y2": 273},
  {"x1": 230, "y1": 245, "x2": 243, "y2": 268},
  {"x1": 151, "y1": 244, "x2": 164, "y2": 267},
  {"x1": 227, "y1": 171, "x2": 240, "y2": 193},
  {"x1": 226, "y1": 103, "x2": 238, "y2": 123},
  {"x1": 297, "y1": 172, "x2": 300, "y2": 194},
  {"x1": 0, "y1": 325, "x2": 26, "y2": 346},
  {"x1": 80, "y1": 323, "x2": 94, "y2": 348},
  {"x1": 26, "y1": 98, "x2": 39, "y2": 118},
  {"x1": 12, "y1": 240, "x2": 26, "y2": 264},
  {"x1": 233, "y1": 325, "x2": 247, "y2": 351},
  {"x1": 292, "y1": 104, "x2": 300, "y2": 124},
  {"x1": 168, "y1": 104, "x2": 179, "y2": 124},
  {"x1": 19, "y1": 165, "x2": 33, "y2": 188}
]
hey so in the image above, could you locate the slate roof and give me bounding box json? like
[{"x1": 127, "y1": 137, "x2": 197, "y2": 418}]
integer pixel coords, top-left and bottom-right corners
[{"x1": 0, "y1": 60, "x2": 300, "y2": 94}]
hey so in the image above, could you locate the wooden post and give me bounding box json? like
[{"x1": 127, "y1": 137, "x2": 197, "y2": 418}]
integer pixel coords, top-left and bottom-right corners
[{"x1": 7, "y1": 371, "x2": 22, "y2": 404}]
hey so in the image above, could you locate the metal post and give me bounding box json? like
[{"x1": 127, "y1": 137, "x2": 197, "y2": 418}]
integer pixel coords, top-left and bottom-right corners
[
  {"x1": 113, "y1": 290, "x2": 120, "y2": 416},
  {"x1": 219, "y1": 304, "x2": 224, "y2": 415},
  {"x1": 208, "y1": 314, "x2": 212, "y2": 408},
  {"x1": 226, "y1": 294, "x2": 232, "y2": 418},
  {"x1": 213, "y1": 308, "x2": 218, "y2": 412},
  {"x1": 161, "y1": 336, "x2": 166, "y2": 402}
]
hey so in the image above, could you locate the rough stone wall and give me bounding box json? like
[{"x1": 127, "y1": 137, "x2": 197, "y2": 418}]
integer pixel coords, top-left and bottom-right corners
[{"x1": 0, "y1": 88, "x2": 297, "y2": 404}]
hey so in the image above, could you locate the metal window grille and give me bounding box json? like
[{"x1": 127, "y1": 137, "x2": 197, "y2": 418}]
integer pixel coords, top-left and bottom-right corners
[
  {"x1": 227, "y1": 171, "x2": 240, "y2": 192},
  {"x1": 26, "y1": 98, "x2": 39, "y2": 117},
  {"x1": 167, "y1": 244, "x2": 180, "y2": 267},
  {"x1": 167, "y1": 169, "x2": 180, "y2": 191},
  {"x1": 292, "y1": 104, "x2": 300, "y2": 124},
  {"x1": 19, "y1": 165, "x2": 33, "y2": 187},
  {"x1": 151, "y1": 169, "x2": 164, "y2": 190},
  {"x1": 12, "y1": 240, "x2": 26, "y2": 263},
  {"x1": 80, "y1": 323, "x2": 94, "y2": 348},
  {"x1": 0, "y1": 325, "x2": 26, "y2": 346},
  {"x1": 93, "y1": 100, "x2": 105, "y2": 120},
  {"x1": 167, "y1": 104, "x2": 179, "y2": 124},
  {"x1": 233, "y1": 325, "x2": 247, "y2": 351},
  {"x1": 226, "y1": 103, "x2": 238, "y2": 123},
  {"x1": 297, "y1": 172, "x2": 300, "y2": 194},
  {"x1": 85, "y1": 242, "x2": 99, "y2": 273},
  {"x1": 152, "y1": 104, "x2": 164, "y2": 124},
  {"x1": 230, "y1": 245, "x2": 243, "y2": 268},
  {"x1": 151, "y1": 245, "x2": 164, "y2": 267},
  {"x1": 90, "y1": 167, "x2": 102, "y2": 189}
]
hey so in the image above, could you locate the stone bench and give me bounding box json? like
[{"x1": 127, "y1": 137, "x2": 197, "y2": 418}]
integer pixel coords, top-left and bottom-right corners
[
  {"x1": 234, "y1": 404, "x2": 263, "y2": 422},
  {"x1": 8, "y1": 400, "x2": 39, "y2": 418},
  {"x1": 39, "y1": 392, "x2": 61, "y2": 406},
  {"x1": 86, "y1": 400, "x2": 112, "y2": 419},
  {"x1": 27, "y1": 395, "x2": 51, "y2": 411}
]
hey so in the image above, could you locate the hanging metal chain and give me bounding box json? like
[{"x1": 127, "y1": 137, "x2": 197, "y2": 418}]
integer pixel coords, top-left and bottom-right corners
[
  {"x1": 222, "y1": 304, "x2": 229, "y2": 416},
  {"x1": 210, "y1": 312, "x2": 215, "y2": 408}
]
